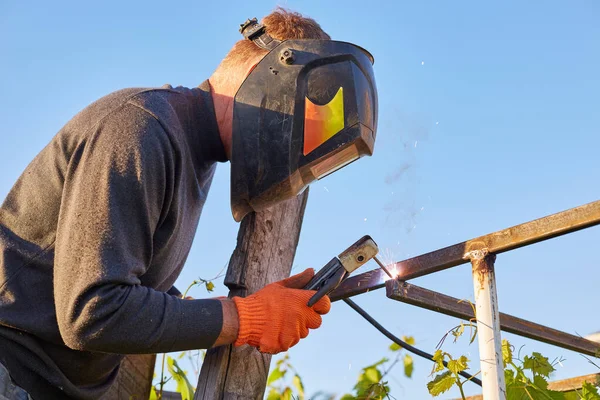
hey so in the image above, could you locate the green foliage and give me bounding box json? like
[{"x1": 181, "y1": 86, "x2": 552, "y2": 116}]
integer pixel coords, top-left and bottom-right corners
[
  {"x1": 427, "y1": 349, "x2": 471, "y2": 398},
  {"x1": 404, "y1": 354, "x2": 414, "y2": 378},
  {"x1": 267, "y1": 354, "x2": 307, "y2": 400},
  {"x1": 341, "y1": 339, "x2": 416, "y2": 399},
  {"x1": 523, "y1": 352, "x2": 555, "y2": 377},
  {"x1": 427, "y1": 371, "x2": 455, "y2": 396},
  {"x1": 502, "y1": 339, "x2": 513, "y2": 367},
  {"x1": 580, "y1": 382, "x2": 600, "y2": 400},
  {"x1": 166, "y1": 356, "x2": 195, "y2": 400}
]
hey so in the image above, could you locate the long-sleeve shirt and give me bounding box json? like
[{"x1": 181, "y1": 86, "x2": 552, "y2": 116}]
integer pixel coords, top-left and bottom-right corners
[{"x1": 0, "y1": 81, "x2": 227, "y2": 399}]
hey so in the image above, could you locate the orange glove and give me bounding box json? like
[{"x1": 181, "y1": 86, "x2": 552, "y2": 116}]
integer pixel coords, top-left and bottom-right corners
[{"x1": 232, "y1": 268, "x2": 331, "y2": 354}]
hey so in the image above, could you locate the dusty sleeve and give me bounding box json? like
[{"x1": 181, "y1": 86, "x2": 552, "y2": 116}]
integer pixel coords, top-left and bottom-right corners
[{"x1": 54, "y1": 105, "x2": 222, "y2": 354}]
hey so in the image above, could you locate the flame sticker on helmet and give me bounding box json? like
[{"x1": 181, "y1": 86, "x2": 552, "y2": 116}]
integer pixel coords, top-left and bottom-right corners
[{"x1": 303, "y1": 87, "x2": 345, "y2": 155}]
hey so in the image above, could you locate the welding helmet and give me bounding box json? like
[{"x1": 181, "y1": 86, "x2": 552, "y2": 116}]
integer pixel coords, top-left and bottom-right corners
[{"x1": 230, "y1": 18, "x2": 378, "y2": 221}]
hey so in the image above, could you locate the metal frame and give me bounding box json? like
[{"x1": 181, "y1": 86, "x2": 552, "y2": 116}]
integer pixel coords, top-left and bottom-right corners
[{"x1": 330, "y1": 200, "x2": 600, "y2": 399}]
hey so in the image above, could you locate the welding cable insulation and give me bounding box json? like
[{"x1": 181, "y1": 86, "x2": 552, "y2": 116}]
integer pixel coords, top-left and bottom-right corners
[{"x1": 342, "y1": 298, "x2": 483, "y2": 387}]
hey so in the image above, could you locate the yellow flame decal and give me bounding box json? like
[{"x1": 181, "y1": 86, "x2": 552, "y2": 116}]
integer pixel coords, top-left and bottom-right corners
[{"x1": 303, "y1": 87, "x2": 344, "y2": 155}]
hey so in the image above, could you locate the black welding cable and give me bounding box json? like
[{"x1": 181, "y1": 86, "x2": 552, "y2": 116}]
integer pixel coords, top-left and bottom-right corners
[{"x1": 343, "y1": 298, "x2": 483, "y2": 387}]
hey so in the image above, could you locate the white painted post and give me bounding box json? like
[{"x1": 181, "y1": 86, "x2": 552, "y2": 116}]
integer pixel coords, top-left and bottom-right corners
[{"x1": 467, "y1": 249, "x2": 506, "y2": 400}]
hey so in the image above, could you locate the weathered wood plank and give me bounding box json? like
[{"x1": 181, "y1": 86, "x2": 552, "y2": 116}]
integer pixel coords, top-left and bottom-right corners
[
  {"x1": 195, "y1": 189, "x2": 309, "y2": 400},
  {"x1": 101, "y1": 354, "x2": 155, "y2": 400}
]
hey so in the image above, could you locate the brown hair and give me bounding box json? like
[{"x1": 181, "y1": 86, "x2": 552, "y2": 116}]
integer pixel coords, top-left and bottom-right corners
[{"x1": 218, "y1": 8, "x2": 330, "y2": 73}]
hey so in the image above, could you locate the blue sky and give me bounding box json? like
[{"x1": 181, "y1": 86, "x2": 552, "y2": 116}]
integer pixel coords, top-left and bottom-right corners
[{"x1": 1, "y1": 0, "x2": 599, "y2": 398}]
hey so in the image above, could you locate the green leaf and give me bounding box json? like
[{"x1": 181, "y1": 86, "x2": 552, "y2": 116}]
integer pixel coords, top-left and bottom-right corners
[
  {"x1": 281, "y1": 388, "x2": 292, "y2": 400},
  {"x1": 266, "y1": 388, "x2": 282, "y2": 400},
  {"x1": 447, "y1": 355, "x2": 469, "y2": 374},
  {"x1": 504, "y1": 368, "x2": 515, "y2": 385},
  {"x1": 292, "y1": 374, "x2": 305, "y2": 400},
  {"x1": 581, "y1": 382, "x2": 600, "y2": 400},
  {"x1": 523, "y1": 352, "x2": 555, "y2": 377},
  {"x1": 432, "y1": 349, "x2": 445, "y2": 373},
  {"x1": 166, "y1": 356, "x2": 195, "y2": 400},
  {"x1": 364, "y1": 367, "x2": 381, "y2": 383},
  {"x1": 533, "y1": 374, "x2": 549, "y2": 390},
  {"x1": 389, "y1": 342, "x2": 402, "y2": 352},
  {"x1": 364, "y1": 357, "x2": 388, "y2": 370},
  {"x1": 340, "y1": 395, "x2": 356, "y2": 400},
  {"x1": 267, "y1": 366, "x2": 286, "y2": 386},
  {"x1": 404, "y1": 354, "x2": 414, "y2": 378},
  {"x1": 427, "y1": 371, "x2": 456, "y2": 397},
  {"x1": 452, "y1": 323, "x2": 465, "y2": 341},
  {"x1": 205, "y1": 281, "x2": 215, "y2": 292},
  {"x1": 402, "y1": 335, "x2": 416, "y2": 346},
  {"x1": 502, "y1": 339, "x2": 513, "y2": 367}
]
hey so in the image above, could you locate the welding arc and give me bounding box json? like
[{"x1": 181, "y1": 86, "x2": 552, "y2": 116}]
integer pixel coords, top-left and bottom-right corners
[{"x1": 343, "y1": 298, "x2": 482, "y2": 387}]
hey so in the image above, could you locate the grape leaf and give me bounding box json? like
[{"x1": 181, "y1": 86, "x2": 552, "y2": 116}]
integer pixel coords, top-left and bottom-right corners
[
  {"x1": 404, "y1": 354, "x2": 414, "y2": 378},
  {"x1": 502, "y1": 339, "x2": 513, "y2": 367},
  {"x1": 389, "y1": 342, "x2": 402, "y2": 352},
  {"x1": 266, "y1": 388, "x2": 282, "y2": 400},
  {"x1": 447, "y1": 355, "x2": 469, "y2": 374},
  {"x1": 293, "y1": 374, "x2": 305, "y2": 400},
  {"x1": 581, "y1": 381, "x2": 600, "y2": 400},
  {"x1": 452, "y1": 323, "x2": 465, "y2": 341},
  {"x1": 533, "y1": 374, "x2": 549, "y2": 390},
  {"x1": 432, "y1": 350, "x2": 445, "y2": 373},
  {"x1": 523, "y1": 352, "x2": 554, "y2": 377},
  {"x1": 427, "y1": 371, "x2": 456, "y2": 396},
  {"x1": 166, "y1": 356, "x2": 195, "y2": 400},
  {"x1": 365, "y1": 367, "x2": 381, "y2": 383},
  {"x1": 267, "y1": 366, "x2": 286, "y2": 386},
  {"x1": 402, "y1": 335, "x2": 416, "y2": 346}
]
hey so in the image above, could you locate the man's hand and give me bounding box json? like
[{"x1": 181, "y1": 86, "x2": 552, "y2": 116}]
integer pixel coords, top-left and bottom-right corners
[{"x1": 221, "y1": 268, "x2": 330, "y2": 354}]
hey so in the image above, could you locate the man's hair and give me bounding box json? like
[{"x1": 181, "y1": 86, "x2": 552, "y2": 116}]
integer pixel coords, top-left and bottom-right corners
[{"x1": 219, "y1": 8, "x2": 330, "y2": 73}]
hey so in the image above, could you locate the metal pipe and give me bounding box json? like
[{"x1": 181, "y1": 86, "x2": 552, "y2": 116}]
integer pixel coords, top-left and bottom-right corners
[
  {"x1": 331, "y1": 199, "x2": 600, "y2": 301},
  {"x1": 468, "y1": 250, "x2": 506, "y2": 400}
]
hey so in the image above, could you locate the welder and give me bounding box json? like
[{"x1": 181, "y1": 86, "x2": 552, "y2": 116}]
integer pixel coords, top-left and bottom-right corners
[{"x1": 0, "y1": 8, "x2": 377, "y2": 399}]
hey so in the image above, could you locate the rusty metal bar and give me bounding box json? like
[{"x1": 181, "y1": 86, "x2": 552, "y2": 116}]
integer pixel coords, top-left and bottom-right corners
[
  {"x1": 386, "y1": 279, "x2": 600, "y2": 357},
  {"x1": 330, "y1": 200, "x2": 600, "y2": 301}
]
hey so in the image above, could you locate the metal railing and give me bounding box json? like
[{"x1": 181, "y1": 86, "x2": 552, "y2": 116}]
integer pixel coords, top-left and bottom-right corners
[{"x1": 330, "y1": 200, "x2": 600, "y2": 399}]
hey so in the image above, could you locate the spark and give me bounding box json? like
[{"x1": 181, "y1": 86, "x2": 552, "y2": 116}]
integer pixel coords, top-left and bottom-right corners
[
  {"x1": 323, "y1": 186, "x2": 329, "y2": 192},
  {"x1": 348, "y1": 363, "x2": 352, "y2": 370},
  {"x1": 421, "y1": 61, "x2": 425, "y2": 65},
  {"x1": 414, "y1": 141, "x2": 418, "y2": 148},
  {"x1": 380, "y1": 249, "x2": 399, "y2": 282},
  {"x1": 364, "y1": 218, "x2": 368, "y2": 222},
  {"x1": 420, "y1": 206, "x2": 425, "y2": 211},
  {"x1": 436, "y1": 121, "x2": 439, "y2": 125}
]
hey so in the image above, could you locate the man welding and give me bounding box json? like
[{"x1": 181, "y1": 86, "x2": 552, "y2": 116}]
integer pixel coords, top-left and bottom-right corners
[{"x1": 0, "y1": 9, "x2": 377, "y2": 399}]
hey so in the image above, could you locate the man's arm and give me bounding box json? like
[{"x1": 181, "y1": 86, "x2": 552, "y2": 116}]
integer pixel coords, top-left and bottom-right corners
[
  {"x1": 212, "y1": 299, "x2": 239, "y2": 347},
  {"x1": 54, "y1": 106, "x2": 223, "y2": 354}
]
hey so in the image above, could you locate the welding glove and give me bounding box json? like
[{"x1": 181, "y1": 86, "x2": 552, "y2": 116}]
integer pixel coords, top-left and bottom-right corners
[{"x1": 232, "y1": 268, "x2": 331, "y2": 354}]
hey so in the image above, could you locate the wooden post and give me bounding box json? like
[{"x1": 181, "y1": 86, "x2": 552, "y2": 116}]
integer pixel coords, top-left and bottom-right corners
[
  {"x1": 100, "y1": 355, "x2": 156, "y2": 400},
  {"x1": 195, "y1": 189, "x2": 309, "y2": 400}
]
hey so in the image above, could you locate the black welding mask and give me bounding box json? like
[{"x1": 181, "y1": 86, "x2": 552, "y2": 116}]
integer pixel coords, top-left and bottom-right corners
[{"x1": 230, "y1": 18, "x2": 378, "y2": 221}]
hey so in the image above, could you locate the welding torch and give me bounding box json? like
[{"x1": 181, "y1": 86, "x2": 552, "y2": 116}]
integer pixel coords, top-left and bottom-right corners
[{"x1": 303, "y1": 235, "x2": 380, "y2": 306}]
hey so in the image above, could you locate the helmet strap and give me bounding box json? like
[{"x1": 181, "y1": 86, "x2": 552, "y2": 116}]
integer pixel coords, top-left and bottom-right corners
[{"x1": 239, "y1": 18, "x2": 281, "y2": 51}]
